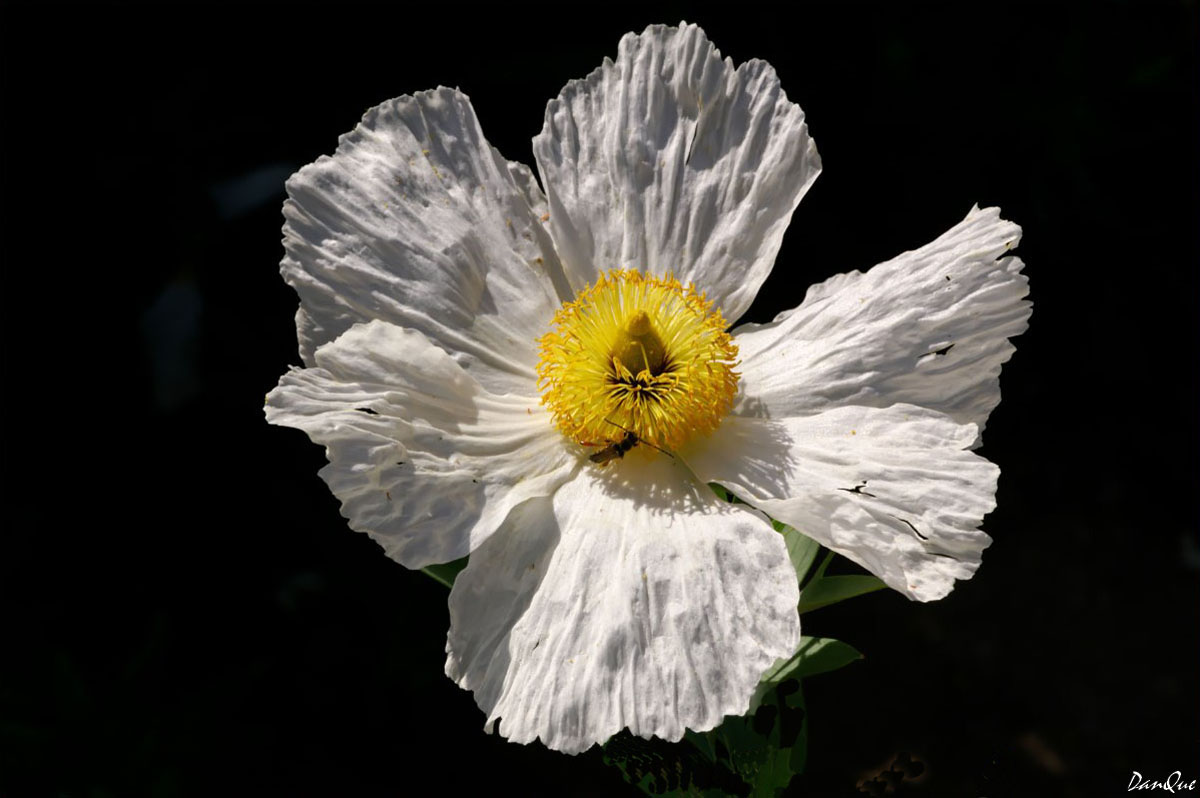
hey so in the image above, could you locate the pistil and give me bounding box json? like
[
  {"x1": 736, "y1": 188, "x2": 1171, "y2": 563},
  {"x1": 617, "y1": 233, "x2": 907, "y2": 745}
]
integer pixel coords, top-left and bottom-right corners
[{"x1": 614, "y1": 310, "x2": 667, "y2": 377}]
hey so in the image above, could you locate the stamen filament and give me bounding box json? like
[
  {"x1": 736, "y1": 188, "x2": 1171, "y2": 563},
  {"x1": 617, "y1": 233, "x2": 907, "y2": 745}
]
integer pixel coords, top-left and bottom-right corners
[{"x1": 536, "y1": 269, "x2": 738, "y2": 454}]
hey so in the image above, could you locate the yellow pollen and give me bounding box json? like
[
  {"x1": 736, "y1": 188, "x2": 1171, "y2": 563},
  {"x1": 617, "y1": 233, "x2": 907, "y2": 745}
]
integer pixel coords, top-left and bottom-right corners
[{"x1": 536, "y1": 269, "x2": 739, "y2": 456}]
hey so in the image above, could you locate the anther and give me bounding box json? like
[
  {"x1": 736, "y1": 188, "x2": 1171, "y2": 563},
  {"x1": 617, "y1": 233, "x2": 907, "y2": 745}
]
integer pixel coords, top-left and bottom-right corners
[{"x1": 536, "y1": 269, "x2": 738, "y2": 453}]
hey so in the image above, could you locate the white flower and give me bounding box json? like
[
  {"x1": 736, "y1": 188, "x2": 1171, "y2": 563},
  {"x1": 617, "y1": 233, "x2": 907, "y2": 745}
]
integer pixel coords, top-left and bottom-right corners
[{"x1": 265, "y1": 23, "x2": 1029, "y2": 754}]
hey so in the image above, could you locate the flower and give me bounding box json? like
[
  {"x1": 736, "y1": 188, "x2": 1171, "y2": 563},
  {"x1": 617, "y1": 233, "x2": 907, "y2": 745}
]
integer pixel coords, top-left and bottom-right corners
[{"x1": 265, "y1": 23, "x2": 1029, "y2": 754}]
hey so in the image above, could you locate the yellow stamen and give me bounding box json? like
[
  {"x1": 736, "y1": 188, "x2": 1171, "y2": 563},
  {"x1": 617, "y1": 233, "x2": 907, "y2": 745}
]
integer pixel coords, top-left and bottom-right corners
[{"x1": 536, "y1": 269, "x2": 739, "y2": 455}]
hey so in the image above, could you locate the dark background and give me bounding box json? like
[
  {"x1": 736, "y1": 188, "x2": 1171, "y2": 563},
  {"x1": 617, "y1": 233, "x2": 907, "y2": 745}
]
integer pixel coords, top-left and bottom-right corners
[{"x1": 2, "y1": 2, "x2": 1196, "y2": 796}]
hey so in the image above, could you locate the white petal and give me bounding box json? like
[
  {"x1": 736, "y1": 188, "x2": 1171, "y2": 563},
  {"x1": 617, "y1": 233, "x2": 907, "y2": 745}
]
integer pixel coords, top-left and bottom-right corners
[
  {"x1": 266, "y1": 321, "x2": 578, "y2": 568},
  {"x1": 734, "y1": 206, "x2": 1029, "y2": 443},
  {"x1": 282, "y1": 87, "x2": 567, "y2": 395},
  {"x1": 682, "y1": 406, "x2": 998, "y2": 601},
  {"x1": 533, "y1": 23, "x2": 820, "y2": 322},
  {"x1": 445, "y1": 455, "x2": 800, "y2": 753}
]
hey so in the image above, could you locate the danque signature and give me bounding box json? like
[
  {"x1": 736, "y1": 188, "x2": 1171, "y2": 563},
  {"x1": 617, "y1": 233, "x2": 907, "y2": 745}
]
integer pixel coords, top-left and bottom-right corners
[{"x1": 1128, "y1": 771, "x2": 1197, "y2": 793}]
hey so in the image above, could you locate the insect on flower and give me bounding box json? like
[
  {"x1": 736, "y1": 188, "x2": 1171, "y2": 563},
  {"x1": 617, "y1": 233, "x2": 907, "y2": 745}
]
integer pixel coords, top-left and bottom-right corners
[
  {"x1": 585, "y1": 420, "x2": 674, "y2": 465},
  {"x1": 267, "y1": 22, "x2": 1029, "y2": 754},
  {"x1": 586, "y1": 431, "x2": 640, "y2": 465}
]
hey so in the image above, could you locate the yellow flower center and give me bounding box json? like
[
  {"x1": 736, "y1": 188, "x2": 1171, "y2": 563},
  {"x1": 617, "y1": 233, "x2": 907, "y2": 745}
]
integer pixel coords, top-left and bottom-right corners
[{"x1": 536, "y1": 269, "x2": 739, "y2": 458}]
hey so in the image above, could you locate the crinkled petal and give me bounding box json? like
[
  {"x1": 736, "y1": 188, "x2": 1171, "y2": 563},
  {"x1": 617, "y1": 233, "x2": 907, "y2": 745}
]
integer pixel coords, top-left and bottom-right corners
[
  {"x1": 533, "y1": 22, "x2": 820, "y2": 322},
  {"x1": 445, "y1": 455, "x2": 800, "y2": 753},
  {"x1": 282, "y1": 87, "x2": 568, "y2": 395},
  {"x1": 682, "y1": 405, "x2": 998, "y2": 601},
  {"x1": 734, "y1": 206, "x2": 1029, "y2": 444},
  {"x1": 266, "y1": 320, "x2": 578, "y2": 568}
]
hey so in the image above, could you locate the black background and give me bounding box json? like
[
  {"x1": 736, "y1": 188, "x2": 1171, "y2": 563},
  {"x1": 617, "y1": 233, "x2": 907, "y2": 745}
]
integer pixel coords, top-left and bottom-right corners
[{"x1": 2, "y1": 2, "x2": 1197, "y2": 796}]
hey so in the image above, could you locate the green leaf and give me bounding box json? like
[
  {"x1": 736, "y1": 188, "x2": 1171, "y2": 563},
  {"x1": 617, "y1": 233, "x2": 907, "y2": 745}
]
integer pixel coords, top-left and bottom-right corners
[
  {"x1": 776, "y1": 524, "x2": 821, "y2": 586},
  {"x1": 602, "y1": 678, "x2": 815, "y2": 795},
  {"x1": 797, "y1": 575, "x2": 886, "y2": 614},
  {"x1": 703, "y1": 678, "x2": 809, "y2": 795},
  {"x1": 603, "y1": 730, "x2": 746, "y2": 796},
  {"x1": 790, "y1": 637, "x2": 863, "y2": 679},
  {"x1": 810, "y1": 550, "x2": 835, "y2": 583},
  {"x1": 785, "y1": 681, "x2": 808, "y2": 776},
  {"x1": 683, "y1": 729, "x2": 717, "y2": 764},
  {"x1": 751, "y1": 637, "x2": 863, "y2": 711},
  {"x1": 771, "y1": 637, "x2": 864, "y2": 684},
  {"x1": 420, "y1": 556, "x2": 468, "y2": 589}
]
